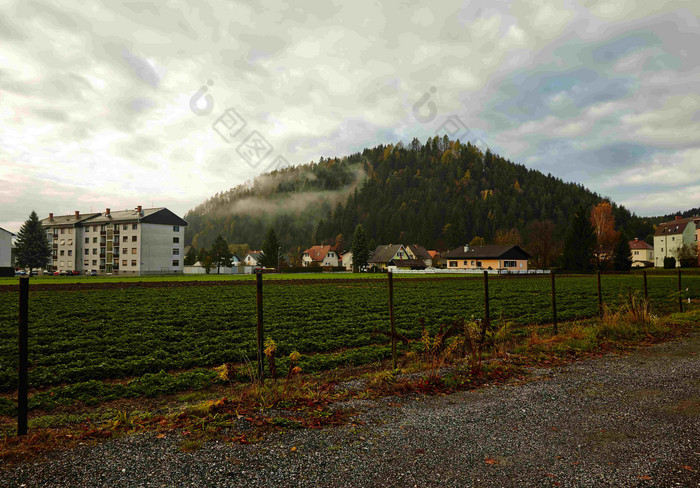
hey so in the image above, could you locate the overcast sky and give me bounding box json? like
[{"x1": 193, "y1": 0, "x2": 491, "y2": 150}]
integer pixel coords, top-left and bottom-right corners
[{"x1": 1, "y1": 0, "x2": 699, "y2": 232}]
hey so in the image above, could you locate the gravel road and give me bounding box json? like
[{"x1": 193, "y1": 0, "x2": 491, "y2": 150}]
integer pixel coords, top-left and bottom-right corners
[{"x1": 2, "y1": 331, "x2": 699, "y2": 487}]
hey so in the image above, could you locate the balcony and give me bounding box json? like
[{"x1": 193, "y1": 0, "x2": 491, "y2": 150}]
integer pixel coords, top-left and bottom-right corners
[
  {"x1": 99, "y1": 253, "x2": 106, "y2": 258},
  {"x1": 52, "y1": 243, "x2": 58, "y2": 249},
  {"x1": 99, "y1": 265, "x2": 105, "y2": 270},
  {"x1": 100, "y1": 231, "x2": 106, "y2": 236},
  {"x1": 52, "y1": 234, "x2": 58, "y2": 240}
]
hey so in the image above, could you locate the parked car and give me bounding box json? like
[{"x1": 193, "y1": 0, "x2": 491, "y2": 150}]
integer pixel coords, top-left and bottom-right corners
[
  {"x1": 86, "y1": 270, "x2": 97, "y2": 276},
  {"x1": 59, "y1": 270, "x2": 70, "y2": 276},
  {"x1": 14, "y1": 269, "x2": 27, "y2": 276},
  {"x1": 53, "y1": 271, "x2": 60, "y2": 276},
  {"x1": 70, "y1": 270, "x2": 80, "y2": 275}
]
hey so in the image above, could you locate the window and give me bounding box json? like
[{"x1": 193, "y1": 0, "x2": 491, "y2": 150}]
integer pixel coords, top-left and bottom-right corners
[
  {"x1": 60, "y1": 250, "x2": 65, "y2": 256},
  {"x1": 60, "y1": 239, "x2": 65, "y2": 245},
  {"x1": 463, "y1": 260, "x2": 468, "y2": 266},
  {"x1": 634, "y1": 251, "x2": 639, "y2": 255},
  {"x1": 449, "y1": 261, "x2": 458, "y2": 267},
  {"x1": 60, "y1": 228, "x2": 65, "y2": 234},
  {"x1": 123, "y1": 236, "x2": 128, "y2": 242},
  {"x1": 60, "y1": 261, "x2": 64, "y2": 267},
  {"x1": 92, "y1": 249, "x2": 97, "y2": 255},
  {"x1": 132, "y1": 236, "x2": 137, "y2": 242},
  {"x1": 173, "y1": 237, "x2": 179, "y2": 244},
  {"x1": 123, "y1": 248, "x2": 127, "y2": 254},
  {"x1": 85, "y1": 227, "x2": 89, "y2": 233},
  {"x1": 477, "y1": 261, "x2": 482, "y2": 267},
  {"x1": 68, "y1": 228, "x2": 72, "y2": 235},
  {"x1": 84, "y1": 260, "x2": 89, "y2": 266},
  {"x1": 85, "y1": 238, "x2": 89, "y2": 244},
  {"x1": 173, "y1": 249, "x2": 179, "y2": 255},
  {"x1": 123, "y1": 224, "x2": 128, "y2": 230},
  {"x1": 132, "y1": 224, "x2": 137, "y2": 230},
  {"x1": 504, "y1": 260, "x2": 516, "y2": 268},
  {"x1": 67, "y1": 239, "x2": 72, "y2": 245},
  {"x1": 93, "y1": 226, "x2": 98, "y2": 231},
  {"x1": 85, "y1": 249, "x2": 89, "y2": 255},
  {"x1": 173, "y1": 226, "x2": 179, "y2": 232},
  {"x1": 132, "y1": 248, "x2": 137, "y2": 254},
  {"x1": 68, "y1": 250, "x2": 72, "y2": 256},
  {"x1": 68, "y1": 261, "x2": 72, "y2": 267},
  {"x1": 92, "y1": 260, "x2": 97, "y2": 266},
  {"x1": 471, "y1": 260, "x2": 475, "y2": 265},
  {"x1": 672, "y1": 237, "x2": 675, "y2": 241},
  {"x1": 172, "y1": 260, "x2": 179, "y2": 266},
  {"x1": 131, "y1": 260, "x2": 137, "y2": 266},
  {"x1": 122, "y1": 260, "x2": 127, "y2": 266},
  {"x1": 93, "y1": 237, "x2": 97, "y2": 243}
]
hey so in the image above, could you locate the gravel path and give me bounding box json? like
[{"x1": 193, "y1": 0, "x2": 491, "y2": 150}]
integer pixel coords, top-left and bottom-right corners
[{"x1": 3, "y1": 332, "x2": 699, "y2": 487}]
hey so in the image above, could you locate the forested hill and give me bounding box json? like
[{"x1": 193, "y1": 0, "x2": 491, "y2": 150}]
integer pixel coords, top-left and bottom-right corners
[{"x1": 184, "y1": 136, "x2": 655, "y2": 252}]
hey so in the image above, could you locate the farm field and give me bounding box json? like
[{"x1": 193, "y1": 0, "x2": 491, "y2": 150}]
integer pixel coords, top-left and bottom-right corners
[{"x1": 0, "y1": 273, "x2": 697, "y2": 412}]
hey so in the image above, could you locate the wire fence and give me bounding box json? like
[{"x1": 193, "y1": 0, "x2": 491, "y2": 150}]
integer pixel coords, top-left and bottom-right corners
[{"x1": 3, "y1": 269, "x2": 698, "y2": 435}]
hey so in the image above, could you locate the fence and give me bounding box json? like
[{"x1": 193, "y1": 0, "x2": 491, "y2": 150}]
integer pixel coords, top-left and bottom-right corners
[{"x1": 8, "y1": 268, "x2": 697, "y2": 436}]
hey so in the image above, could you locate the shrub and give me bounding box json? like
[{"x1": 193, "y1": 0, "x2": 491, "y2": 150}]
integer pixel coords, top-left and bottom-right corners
[{"x1": 663, "y1": 256, "x2": 676, "y2": 269}]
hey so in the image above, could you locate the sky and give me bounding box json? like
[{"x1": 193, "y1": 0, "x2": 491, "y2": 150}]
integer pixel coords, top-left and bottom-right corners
[{"x1": 1, "y1": 0, "x2": 699, "y2": 232}]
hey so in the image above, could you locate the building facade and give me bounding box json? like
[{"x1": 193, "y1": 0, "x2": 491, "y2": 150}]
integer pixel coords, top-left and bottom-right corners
[
  {"x1": 301, "y1": 245, "x2": 339, "y2": 267},
  {"x1": 629, "y1": 238, "x2": 653, "y2": 267},
  {"x1": 653, "y1": 216, "x2": 697, "y2": 268},
  {"x1": 442, "y1": 245, "x2": 530, "y2": 271},
  {"x1": 41, "y1": 207, "x2": 186, "y2": 274},
  {"x1": 0, "y1": 227, "x2": 14, "y2": 268}
]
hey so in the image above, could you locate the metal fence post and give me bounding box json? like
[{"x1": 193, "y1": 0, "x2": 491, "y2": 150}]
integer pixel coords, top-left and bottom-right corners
[
  {"x1": 481, "y1": 271, "x2": 490, "y2": 343},
  {"x1": 597, "y1": 271, "x2": 603, "y2": 316},
  {"x1": 18, "y1": 277, "x2": 29, "y2": 436},
  {"x1": 643, "y1": 270, "x2": 649, "y2": 313},
  {"x1": 678, "y1": 269, "x2": 683, "y2": 313},
  {"x1": 551, "y1": 270, "x2": 557, "y2": 335},
  {"x1": 388, "y1": 271, "x2": 396, "y2": 370},
  {"x1": 256, "y1": 272, "x2": 264, "y2": 382}
]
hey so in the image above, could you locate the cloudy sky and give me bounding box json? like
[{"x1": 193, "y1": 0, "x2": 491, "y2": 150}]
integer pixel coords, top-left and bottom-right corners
[{"x1": 1, "y1": 0, "x2": 699, "y2": 232}]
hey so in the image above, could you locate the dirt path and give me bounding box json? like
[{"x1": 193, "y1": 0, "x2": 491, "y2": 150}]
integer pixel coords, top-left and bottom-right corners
[{"x1": 2, "y1": 332, "x2": 699, "y2": 487}]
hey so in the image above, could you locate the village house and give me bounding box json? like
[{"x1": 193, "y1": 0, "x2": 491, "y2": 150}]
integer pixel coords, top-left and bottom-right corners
[
  {"x1": 442, "y1": 244, "x2": 530, "y2": 271},
  {"x1": 301, "y1": 245, "x2": 339, "y2": 267},
  {"x1": 405, "y1": 244, "x2": 433, "y2": 267},
  {"x1": 629, "y1": 238, "x2": 653, "y2": 267},
  {"x1": 653, "y1": 216, "x2": 698, "y2": 267},
  {"x1": 243, "y1": 251, "x2": 263, "y2": 266},
  {"x1": 0, "y1": 227, "x2": 15, "y2": 268},
  {"x1": 340, "y1": 250, "x2": 353, "y2": 270},
  {"x1": 369, "y1": 244, "x2": 409, "y2": 270}
]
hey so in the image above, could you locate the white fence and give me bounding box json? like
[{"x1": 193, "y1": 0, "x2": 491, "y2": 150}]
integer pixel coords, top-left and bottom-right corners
[{"x1": 390, "y1": 267, "x2": 551, "y2": 275}]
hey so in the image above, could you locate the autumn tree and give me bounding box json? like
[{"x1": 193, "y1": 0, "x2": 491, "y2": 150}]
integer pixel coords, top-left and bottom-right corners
[
  {"x1": 469, "y1": 236, "x2": 486, "y2": 247},
  {"x1": 526, "y1": 220, "x2": 559, "y2": 269},
  {"x1": 590, "y1": 202, "x2": 620, "y2": 269},
  {"x1": 210, "y1": 234, "x2": 233, "y2": 273},
  {"x1": 494, "y1": 228, "x2": 522, "y2": 246}
]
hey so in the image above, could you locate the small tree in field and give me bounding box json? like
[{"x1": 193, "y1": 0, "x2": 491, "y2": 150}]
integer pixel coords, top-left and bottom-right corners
[
  {"x1": 260, "y1": 227, "x2": 280, "y2": 268},
  {"x1": 350, "y1": 224, "x2": 369, "y2": 271},
  {"x1": 674, "y1": 243, "x2": 699, "y2": 268},
  {"x1": 15, "y1": 211, "x2": 51, "y2": 270},
  {"x1": 210, "y1": 234, "x2": 233, "y2": 273}
]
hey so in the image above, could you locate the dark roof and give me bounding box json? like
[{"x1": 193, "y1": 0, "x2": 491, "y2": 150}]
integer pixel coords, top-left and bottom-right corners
[
  {"x1": 629, "y1": 239, "x2": 653, "y2": 250},
  {"x1": 369, "y1": 244, "x2": 405, "y2": 263},
  {"x1": 41, "y1": 212, "x2": 101, "y2": 226},
  {"x1": 407, "y1": 244, "x2": 431, "y2": 260},
  {"x1": 389, "y1": 258, "x2": 427, "y2": 268},
  {"x1": 139, "y1": 208, "x2": 188, "y2": 226},
  {"x1": 442, "y1": 245, "x2": 531, "y2": 260},
  {"x1": 655, "y1": 217, "x2": 695, "y2": 237}
]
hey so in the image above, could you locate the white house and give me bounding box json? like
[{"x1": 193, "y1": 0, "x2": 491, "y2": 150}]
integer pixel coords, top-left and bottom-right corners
[
  {"x1": 340, "y1": 250, "x2": 353, "y2": 270},
  {"x1": 653, "y1": 216, "x2": 697, "y2": 267},
  {"x1": 301, "y1": 245, "x2": 339, "y2": 267},
  {"x1": 243, "y1": 251, "x2": 262, "y2": 266},
  {"x1": 0, "y1": 227, "x2": 14, "y2": 268}
]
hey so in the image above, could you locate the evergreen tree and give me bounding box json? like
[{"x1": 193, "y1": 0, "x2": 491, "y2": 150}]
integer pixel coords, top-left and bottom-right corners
[
  {"x1": 350, "y1": 224, "x2": 370, "y2": 271},
  {"x1": 183, "y1": 246, "x2": 198, "y2": 266},
  {"x1": 197, "y1": 248, "x2": 209, "y2": 265},
  {"x1": 612, "y1": 235, "x2": 632, "y2": 271},
  {"x1": 260, "y1": 227, "x2": 280, "y2": 268},
  {"x1": 561, "y1": 206, "x2": 596, "y2": 271},
  {"x1": 210, "y1": 234, "x2": 233, "y2": 273},
  {"x1": 15, "y1": 211, "x2": 51, "y2": 270}
]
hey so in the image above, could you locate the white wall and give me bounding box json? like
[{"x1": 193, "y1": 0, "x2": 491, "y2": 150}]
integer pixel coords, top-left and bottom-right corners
[
  {"x1": 140, "y1": 223, "x2": 185, "y2": 273},
  {"x1": 0, "y1": 229, "x2": 12, "y2": 267}
]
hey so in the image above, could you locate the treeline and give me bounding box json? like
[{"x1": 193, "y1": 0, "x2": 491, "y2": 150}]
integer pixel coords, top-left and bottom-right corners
[{"x1": 185, "y1": 136, "x2": 659, "y2": 257}]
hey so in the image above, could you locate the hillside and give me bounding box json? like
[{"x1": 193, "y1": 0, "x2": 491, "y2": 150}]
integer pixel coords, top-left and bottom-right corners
[{"x1": 184, "y1": 136, "x2": 656, "y2": 252}]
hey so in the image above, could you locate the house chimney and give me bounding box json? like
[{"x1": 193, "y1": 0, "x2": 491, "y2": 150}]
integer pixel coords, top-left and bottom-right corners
[
  {"x1": 634, "y1": 238, "x2": 639, "y2": 241},
  {"x1": 74, "y1": 210, "x2": 79, "y2": 219},
  {"x1": 137, "y1": 205, "x2": 142, "y2": 214},
  {"x1": 464, "y1": 244, "x2": 470, "y2": 252},
  {"x1": 49, "y1": 213, "x2": 53, "y2": 221},
  {"x1": 675, "y1": 215, "x2": 682, "y2": 220},
  {"x1": 106, "y1": 208, "x2": 111, "y2": 216}
]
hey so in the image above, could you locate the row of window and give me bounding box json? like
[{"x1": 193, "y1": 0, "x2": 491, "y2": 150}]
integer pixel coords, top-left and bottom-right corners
[{"x1": 448, "y1": 260, "x2": 518, "y2": 268}]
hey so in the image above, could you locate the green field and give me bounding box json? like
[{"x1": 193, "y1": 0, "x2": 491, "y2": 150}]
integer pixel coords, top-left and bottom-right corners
[{"x1": 0, "y1": 273, "x2": 697, "y2": 400}]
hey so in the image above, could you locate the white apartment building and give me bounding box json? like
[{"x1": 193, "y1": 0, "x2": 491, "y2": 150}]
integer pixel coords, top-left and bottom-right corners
[
  {"x1": 653, "y1": 216, "x2": 698, "y2": 268},
  {"x1": 0, "y1": 227, "x2": 14, "y2": 268},
  {"x1": 41, "y1": 206, "x2": 187, "y2": 275}
]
